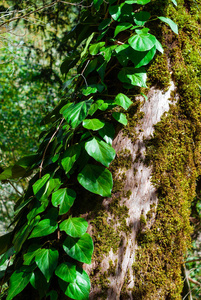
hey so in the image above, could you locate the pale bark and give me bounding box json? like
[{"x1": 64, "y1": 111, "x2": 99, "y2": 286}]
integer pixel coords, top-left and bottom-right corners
[{"x1": 85, "y1": 81, "x2": 176, "y2": 299}]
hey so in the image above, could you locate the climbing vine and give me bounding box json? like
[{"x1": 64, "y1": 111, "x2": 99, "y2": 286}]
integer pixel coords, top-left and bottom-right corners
[{"x1": 0, "y1": 0, "x2": 178, "y2": 299}]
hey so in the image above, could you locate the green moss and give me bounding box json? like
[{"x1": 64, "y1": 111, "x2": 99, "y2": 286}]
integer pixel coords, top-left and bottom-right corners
[
  {"x1": 147, "y1": 53, "x2": 171, "y2": 91},
  {"x1": 132, "y1": 0, "x2": 201, "y2": 299}
]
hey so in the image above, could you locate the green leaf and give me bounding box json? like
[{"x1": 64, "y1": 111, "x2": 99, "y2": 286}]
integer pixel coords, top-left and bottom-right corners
[
  {"x1": 82, "y1": 118, "x2": 105, "y2": 131},
  {"x1": 82, "y1": 86, "x2": 98, "y2": 96},
  {"x1": 35, "y1": 248, "x2": 58, "y2": 282},
  {"x1": 109, "y1": 5, "x2": 121, "y2": 21},
  {"x1": 88, "y1": 100, "x2": 104, "y2": 116},
  {"x1": 155, "y1": 39, "x2": 164, "y2": 54},
  {"x1": 114, "y1": 93, "x2": 133, "y2": 110},
  {"x1": 171, "y1": 0, "x2": 177, "y2": 6},
  {"x1": 158, "y1": 16, "x2": 178, "y2": 34},
  {"x1": 125, "y1": 0, "x2": 151, "y2": 4},
  {"x1": 32, "y1": 174, "x2": 50, "y2": 201},
  {"x1": 13, "y1": 216, "x2": 40, "y2": 252},
  {"x1": 114, "y1": 23, "x2": 132, "y2": 37},
  {"x1": 112, "y1": 112, "x2": 128, "y2": 125},
  {"x1": 85, "y1": 137, "x2": 116, "y2": 167},
  {"x1": 6, "y1": 267, "x2": 32, "y2": 300},
  {"x1": 52, "y1": 188, "x2": 76, "y2": 215},
  {"x1": 23, "y1": 244, "x2": 41, "y2": 265},
  {"x1": 93, "y1": 0, "x2": 103, "y2": 10},
  {"x1": 132, "y1": 46, "x2": 156, "y2": 68},
  {"x1": 46, "y1": 291, "x2": 58, "y2": 300},
  {"x1": 89, "y1": 42, "x2": 105, "y2": 55},
  {"x1": 55, "y1": 262, "x2": 76, "y2": 283},
  {"x1": 128, "y1": 30, "x2": 157, "y2": 51},
  {"x1": 98, "y1": 18, "x2": 111, "y2": 31},
  {"x1": 134, "y1": 11, "x2": 150, "y2": 26},
  {"x1": 0, "y1": 247, "x2": 14, "y2": 267},
  {"x1": 61, "y1": 100, "x2": 92, "y2": 129},
  {"x1": 98, "y1": 122, "x2": 115, "y2": 146},
  {"x1": 61, "y1": 144, "x2": 81, "y2": 174},
  {"x1": 0, "y1": 232, "x2": 12, "y2": 256},
  {"x1": 141, "y1": 92, "x2": 148, "y2": 101},
  {"x1": 27, "y1": 199, "x2": 48, "y2": 223},
  {"x1": 118, "y1": 67, "x2": 147, "y2": 88},
  {"x1": 60, "y1": 217, "x2": 88, "y2": 238},
  {"x1": 77, "y1": 164, "x2": 113, "y2": 197},
  {"x1": 29, "y1": 218, "x2": 57, "y2": 238},
  {"x1": 59, "y1": 267, "x2": 90, "y2": 300},
  {"x1": 30, "y1": 270, "x2": 50, "y2": 298},
  {"x1": 63, "y1": 233, "x2": 93, "y2": 264}
]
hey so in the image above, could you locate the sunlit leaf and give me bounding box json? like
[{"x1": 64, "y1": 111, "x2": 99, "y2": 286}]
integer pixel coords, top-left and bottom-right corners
[
  {"x1": 60, "y1": 217, "x2": 88, "y2": 238},
  {"x1": 52, "y1": 188, "x2": 76, "y2": 215},
  {"x1": 114, "y1": 93, "x2": 133, "y2": 110},
  {"x1": 61, "y1": 144, "x2": 81, "y2": 174},
  {"x1": 112, "y1": 112, "x2": 128, "y2": 125},
  {"x1": 55, "y1": 262, "x2": 76, "y2": 283},
  {"x1": 35, "y1": 248, "x2": 58, "y2": 282},
  {"x1": 158, "y1": 16, "x2": 178, "y2": 34},
  {"x1": 118, "y1": 67, "x2": 147, "y2": 87}
]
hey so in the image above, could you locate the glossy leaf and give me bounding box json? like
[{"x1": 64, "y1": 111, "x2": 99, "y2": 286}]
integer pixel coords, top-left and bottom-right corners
[
  {"x1": 32, "y1": 174, "x2": 50, "y2": 201},
  {"x1": 35, "y1": 248, "x2": 59, "y2": 282},
  {"x1": 61, "y1": 100, "x2": 92, "y2": 129},
  {"x1": 30, "y1": 270, "x2": 50, "y2": 298},
  {"x1": 118, "y1": 67, "x2": 147, "y2": 87},
  {"x1": 60, "y1": 217, "x2": 88, "y2": 238},
  {"x1": 89, "y1": 42, "x2": 105, "y2": 55},
  {"x1": 112, "y1": 112, "x2": 128, "y2": 125},
  {"x1": 158, "y1": 16, "x2": 178, "y2": 34},
  {"x1": 59, "y1": 267, "x2": 90, "y2": 300},
  {"x1": 114, "y1": 23, "x2": 132, "y2": 37},
  {"x1": 132, "y1": 46, "x2": 156, "y2": 68},
  {"x1": 29, "y1": 218, "x2": 57, "y2": 238},
  {"x1": 55, "y1": 262, "x2": 76, "y2": 283},
  {"x1": 6, "y1": 267, "x2": 32, "y2": 300},
  {"x1": 85, "y1": 137, "x2": 116, "y2": 167},
  {"x1": 114, "y1": 93, "x2": 133, "y2": 110},
  {"x1": 109, "y1": 5, "x2": 121, "y2": 21},
  {"x1": 125, "y1": 0, "x2": 151, "y2": 4},
  {"x1": 83, "y1": 118, "x2": 105, "y2": 131},
  {"x1": 52, "y1": 188, "x2": 76, "y2": 215},
  {"x1": 98, "y1": 122, "x2": 115, "y2": 146},
  {"x1": 128, "y1": 30, "x2": 157, "y2": 52},
  {"x1": 23, "y1": 244, "x2": 41, "y2": 265},
  {"x1": 61, "y1": 144, "x2": 81, "y2": 174},
  {"x1": 134, "y1": 11, "x2": 150, "y2": 26},
  {"x1": 77, "y1": 164, "x2": 113, "y2": 197},
  {"x1": 93, "y1": 0, "x2": 103, "y2": 10},
  {"x1": 171, "y1": 0, "x2": 177, "y2": 6},
  {"x1": 63, "y1": 233, "x2": 93, "y2": 264}
]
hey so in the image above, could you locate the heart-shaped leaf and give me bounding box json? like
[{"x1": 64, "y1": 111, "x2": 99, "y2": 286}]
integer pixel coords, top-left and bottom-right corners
[
  {"x1": 63, "y1": 233, "x2": 93, "y2": 264},
  {"x1": 98, "y1": 122, "x2": 115, "y2": 146},
  {"x1": 60, "y1": 217, "x2": 88, "y2": 238},
  {"x1": 82, "y1": 119, "x2": 105, "y2": 131},
  {"x1": 55, "y1": 262, "x2": 76, "y2": 283},
  {"x1": 29, "y1": 218, "x2": 57, "y2": 238},
  {"x1": 112, "y1": 112, "x2": 128, "y2": 125},
  {"x1": 59, "y1": 267, "x2": 90, "y2": 300},
  {"x1": 128, "y1": 30, "x2": 156, "y2": 52},
  {"x1": 118, "y1": 67, "x2": 147, "y2": 87},
  {"x1": 114, "y1": 23, "x2": 132, "y2": 37},
  {"x1": 52, "y1": 188, "x2": 76, "y2": 215},
  {"x1": 61, "y1": 100, "x2": 92, "y2": 129},
  {"x1": 35, "y1": 248, "x2": 58, "y2": 282},
  {"x1": 114, "y1": 93, "x2": 133, "y2": 110},
  {"x1": 61, "y1": 144, "x2": 81, "y2": 174},
  {"x1": 85, "y1": 137, "x2": 116, "y2": 167},
  {"x1": 134, "y1": 11, "x2": 150, "y2": 26},
  {"x1": 78, "y1": 164, "x2": 113, "y2": 197}
]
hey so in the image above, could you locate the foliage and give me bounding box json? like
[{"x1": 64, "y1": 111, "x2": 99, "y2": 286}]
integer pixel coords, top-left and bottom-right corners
[{"x1": 0, "y1": 0, "x2": 178, "y2": 299}]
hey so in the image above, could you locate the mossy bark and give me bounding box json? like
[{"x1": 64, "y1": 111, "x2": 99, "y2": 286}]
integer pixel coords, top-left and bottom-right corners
[{"x1": 79, "y1": 1, "x2": 201, "y2": 299}]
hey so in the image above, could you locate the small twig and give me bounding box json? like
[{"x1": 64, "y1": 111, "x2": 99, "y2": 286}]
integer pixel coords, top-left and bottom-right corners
[
  {"x1": 7, "y1": 180, "x2": 23, "y2": 196},
  {"x1": 188, "y1": 277, "x2": 201, "y2": 287},
  {"x1": 186, "y1": 258, "x2": 201, "y2": 263},
  {"x1": 39, "y1": 118, "x2": 64, "y2": 178}
]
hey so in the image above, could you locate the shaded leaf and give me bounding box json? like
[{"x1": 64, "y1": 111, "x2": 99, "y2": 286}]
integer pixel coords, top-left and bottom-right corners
[
  {"x1": 52, "y1": 188, "x2": 76, "y2": 215},
  {"x1": 61, "y1": 144, "x2": 81, "y2": 174},
  {"x1": 134, "y1": 11, "x2": 150, "y2": 26},
  {"x1": 118, "y1": 67, "x2": 147, "y2": 87},
  {"x1": 30, "y1": 270, "x2": 50, "y2": 298},
  {"x1": 77, "y1": 164, "x2": 113, "y2": 197},
  {"x1": 63, "y1": 233, "x2": 93, "y2": 264},
  {"x1": 98, "y1": 122, "x2": 115, "y2": 146},
  {"x1": 35, "y1": 248, "x2": 58, "y2": 282},
  {"x1": 114, "y1": 23, "x2": 132, "y2": 37},
  {"x1": 55, "y1": 262, "x2": 76, "y2": 283}
]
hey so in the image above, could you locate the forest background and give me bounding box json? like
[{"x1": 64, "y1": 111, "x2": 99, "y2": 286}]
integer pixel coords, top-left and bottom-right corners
[{"x1": 0, "y1": 0, "x2": 200, "y2": 299}]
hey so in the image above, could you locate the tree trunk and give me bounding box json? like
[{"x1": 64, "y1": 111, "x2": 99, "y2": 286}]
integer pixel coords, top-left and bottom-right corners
[{"x1": 82, "y1": 1, "x2": 201, "y2": 299}]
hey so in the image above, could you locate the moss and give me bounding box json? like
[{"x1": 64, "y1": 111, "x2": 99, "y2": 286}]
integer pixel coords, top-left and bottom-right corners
[
  {"x1": 132, "y1": 0, "x2": 201, "y2": 299},
  {"x1": 140, "y1": 213, "x2": 147, "y2": 225},
  {"x1": 147, "y1": 53, "x2": 171, "y2": 91}
]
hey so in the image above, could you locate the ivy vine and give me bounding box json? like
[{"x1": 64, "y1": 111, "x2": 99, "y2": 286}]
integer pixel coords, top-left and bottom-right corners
[{"x1": 0, "y1": 0, "x2": 178, "y2": 299}]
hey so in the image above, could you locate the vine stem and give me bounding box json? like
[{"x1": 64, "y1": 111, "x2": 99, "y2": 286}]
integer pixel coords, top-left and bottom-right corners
[
  {"x1": 7, "y1": 180, "x2": 23, "y2": 196},
  {"x1": 39, "y1": 118, "x2": 64, "y2": 178}
]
